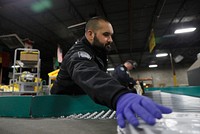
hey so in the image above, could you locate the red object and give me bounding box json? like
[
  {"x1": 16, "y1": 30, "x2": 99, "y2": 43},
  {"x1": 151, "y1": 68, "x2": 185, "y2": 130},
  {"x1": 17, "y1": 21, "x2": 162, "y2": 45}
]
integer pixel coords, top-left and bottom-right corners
[
  {"x1": 23, "y1": 38, "x2": 34, "y2": 46},
  {"x1": 0, "y1": 52, "x2": 10, "y2": 67}
]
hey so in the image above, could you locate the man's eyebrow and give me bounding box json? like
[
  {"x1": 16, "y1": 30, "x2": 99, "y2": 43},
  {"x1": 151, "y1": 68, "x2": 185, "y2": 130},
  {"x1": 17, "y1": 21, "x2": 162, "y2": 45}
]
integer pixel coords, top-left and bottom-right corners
[{"x1": 103, "y1": 32, "x2": 113, "y2": 35}]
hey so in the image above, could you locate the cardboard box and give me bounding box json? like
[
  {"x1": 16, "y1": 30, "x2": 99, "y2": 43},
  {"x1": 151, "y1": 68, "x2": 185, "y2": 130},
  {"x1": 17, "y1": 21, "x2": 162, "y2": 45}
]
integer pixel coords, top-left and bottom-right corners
[{"x1": 20, "y1": 52, "x2": 38, "y2": 61}]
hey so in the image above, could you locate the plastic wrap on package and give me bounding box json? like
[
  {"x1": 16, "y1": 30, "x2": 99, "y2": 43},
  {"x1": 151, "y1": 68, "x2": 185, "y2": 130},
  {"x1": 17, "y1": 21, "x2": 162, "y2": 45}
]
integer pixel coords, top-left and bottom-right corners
[{"x1": 117, "y1": 112, "x2": 200, "y2": 134}]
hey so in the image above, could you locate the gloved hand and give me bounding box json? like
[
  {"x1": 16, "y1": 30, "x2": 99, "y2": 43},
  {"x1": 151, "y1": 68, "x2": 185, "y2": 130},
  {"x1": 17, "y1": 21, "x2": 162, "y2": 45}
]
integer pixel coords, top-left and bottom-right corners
[{"x1": 116, "y1": 93, "x2": 172, "y2": 128}]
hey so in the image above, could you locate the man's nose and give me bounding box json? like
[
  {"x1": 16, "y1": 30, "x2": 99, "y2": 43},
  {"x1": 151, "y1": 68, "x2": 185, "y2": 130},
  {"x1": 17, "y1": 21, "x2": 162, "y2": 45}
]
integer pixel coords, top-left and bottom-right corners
[{"x1": 108, "y1": 36, "x2": 113, "y2": 43}]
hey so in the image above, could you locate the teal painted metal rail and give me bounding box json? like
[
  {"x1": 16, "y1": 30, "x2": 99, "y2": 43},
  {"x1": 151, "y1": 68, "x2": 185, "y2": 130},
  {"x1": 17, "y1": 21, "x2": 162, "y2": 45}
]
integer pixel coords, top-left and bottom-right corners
[
  {"x1": 1, "y1": 86, "x2": 199, "y2": 118},
  {"x1": 0, "y1": 95, "x2": 108, "y2": 118},
  {"x1": 145, "y1": 86, "x2": 200, "y2": 97}
]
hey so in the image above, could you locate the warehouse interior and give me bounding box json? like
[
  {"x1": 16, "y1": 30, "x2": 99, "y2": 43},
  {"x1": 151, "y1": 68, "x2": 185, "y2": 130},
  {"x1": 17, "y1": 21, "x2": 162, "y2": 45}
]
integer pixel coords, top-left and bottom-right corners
[{"x1": 0, "y1": 0, "x2": 200, "y2": 134}]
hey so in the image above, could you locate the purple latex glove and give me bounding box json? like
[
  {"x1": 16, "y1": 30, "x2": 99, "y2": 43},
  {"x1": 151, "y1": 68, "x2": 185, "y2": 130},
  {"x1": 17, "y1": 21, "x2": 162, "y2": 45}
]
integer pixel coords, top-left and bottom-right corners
[{"x1": 116, "y1": 93, "x2": 172, "y2": 128}]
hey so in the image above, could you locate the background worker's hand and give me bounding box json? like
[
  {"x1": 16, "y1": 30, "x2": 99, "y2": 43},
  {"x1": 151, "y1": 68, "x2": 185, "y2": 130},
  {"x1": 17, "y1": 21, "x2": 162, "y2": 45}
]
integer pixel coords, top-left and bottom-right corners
[{"x1": 116, "y1": 93, "x2": 172, "y2": 128}]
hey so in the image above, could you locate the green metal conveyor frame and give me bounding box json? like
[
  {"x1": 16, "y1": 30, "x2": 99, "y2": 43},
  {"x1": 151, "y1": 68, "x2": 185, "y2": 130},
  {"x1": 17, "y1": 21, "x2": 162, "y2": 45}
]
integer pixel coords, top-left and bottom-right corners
[
  {"x1": 145, "y1": 86, "x2": 200, "y2": 97},
  {"x1": 0, "y1": 86, "x2": 199, "y2": 118},
  {"x1": 0, "y1": 95, "x2": 108, "y2": 118}
]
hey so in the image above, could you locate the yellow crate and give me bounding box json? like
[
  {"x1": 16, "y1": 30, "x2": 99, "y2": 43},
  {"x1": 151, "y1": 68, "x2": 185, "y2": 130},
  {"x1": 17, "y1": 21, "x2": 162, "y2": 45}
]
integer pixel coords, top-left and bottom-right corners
[{"x1": 48, "y1": 69, "x2": 59, "y2": 80}]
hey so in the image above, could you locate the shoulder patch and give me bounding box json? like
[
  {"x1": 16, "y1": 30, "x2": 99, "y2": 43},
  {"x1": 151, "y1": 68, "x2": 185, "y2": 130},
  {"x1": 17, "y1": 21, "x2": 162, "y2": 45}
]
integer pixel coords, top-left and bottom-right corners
[
  {"x1": 120, "y1": 67, "x2": 125, "y2": 71},
  {"x1": 78, "y1": 51, "x2": 92, "y2": 60}
]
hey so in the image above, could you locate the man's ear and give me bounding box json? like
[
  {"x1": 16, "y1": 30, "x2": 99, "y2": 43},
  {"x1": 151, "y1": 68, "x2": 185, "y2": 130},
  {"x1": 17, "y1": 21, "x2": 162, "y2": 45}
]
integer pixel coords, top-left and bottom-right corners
[{"x1": 87, "y1": 30, "x2": 94, "y2": 39}]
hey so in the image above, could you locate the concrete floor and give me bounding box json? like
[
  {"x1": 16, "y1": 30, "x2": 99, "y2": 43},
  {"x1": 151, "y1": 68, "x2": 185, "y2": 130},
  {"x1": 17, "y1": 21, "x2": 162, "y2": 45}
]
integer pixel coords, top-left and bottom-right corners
[{"x1": 0, "y1": 118, "x2": 117, "y2": 134}]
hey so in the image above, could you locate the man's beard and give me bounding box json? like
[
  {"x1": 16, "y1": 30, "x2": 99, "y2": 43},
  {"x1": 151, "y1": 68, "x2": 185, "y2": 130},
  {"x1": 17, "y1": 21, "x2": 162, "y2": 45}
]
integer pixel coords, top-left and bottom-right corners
[
  {"x1": 92, "y1": 35, "x2": 111, "y2": 52},
  {"x1": 92, "y1": 35, "x2": 109, "y2": 68}
]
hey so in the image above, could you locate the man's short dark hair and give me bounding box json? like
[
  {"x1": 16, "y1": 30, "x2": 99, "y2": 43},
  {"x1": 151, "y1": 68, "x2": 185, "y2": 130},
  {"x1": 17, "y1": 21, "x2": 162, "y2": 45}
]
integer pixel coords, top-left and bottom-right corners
[
  {"x1": 126, "y1": 60, "x2": 137, "y2": 68},
  {"x1": 85, "y1": 16, "x2": 110, "y2": 32}
]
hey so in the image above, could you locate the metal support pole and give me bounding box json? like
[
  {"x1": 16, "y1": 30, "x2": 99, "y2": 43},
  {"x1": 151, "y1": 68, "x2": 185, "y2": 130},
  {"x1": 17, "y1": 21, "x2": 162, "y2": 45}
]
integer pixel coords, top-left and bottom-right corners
[{"x1": 169, "y1": 52, "x2": 178, "y2": 86}]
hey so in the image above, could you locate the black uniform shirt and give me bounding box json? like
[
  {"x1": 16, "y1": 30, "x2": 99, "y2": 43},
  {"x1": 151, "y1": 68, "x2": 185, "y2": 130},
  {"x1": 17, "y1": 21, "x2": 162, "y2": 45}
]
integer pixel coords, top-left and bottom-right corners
[
  {"x1": 51, "y1": 36, "x2": 129, "y2": 109},
  {"x1": 112, "y1": 65, "x2": 136, "y2": 86}
]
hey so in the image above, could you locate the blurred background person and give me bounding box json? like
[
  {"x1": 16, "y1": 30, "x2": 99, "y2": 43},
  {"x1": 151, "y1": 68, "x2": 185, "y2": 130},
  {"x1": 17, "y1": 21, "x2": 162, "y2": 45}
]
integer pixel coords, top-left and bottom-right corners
[{"x1": 112, "y1": 60, "x2": 141, "y2": 93}]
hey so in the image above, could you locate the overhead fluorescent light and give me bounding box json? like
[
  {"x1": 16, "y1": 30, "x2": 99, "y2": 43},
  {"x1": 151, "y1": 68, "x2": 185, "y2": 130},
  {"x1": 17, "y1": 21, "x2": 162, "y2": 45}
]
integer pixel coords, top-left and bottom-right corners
[
  {"x1": 156, "y1": 53, "x2": 168, "y2": 57},
  {"x1": 197, "y1": 53, "x2": 200, "y2": 59},
  {"x1": 149, "y1": 64, "x2": 158, "y2": 68},
  {"x1": 174, "y1": 55, "x2": 184, "y2": 63},
  {"x1": 67, "y1": 22, "x2": 86, "y2": 29},
  {"x1": 107, "y1": 68, "x2": 115, "y2": 71},
  {"x1": 11, "y1": 65, "x2": 20, "y2": 68},
  {"x1": 174, "y1": 27, "x2": 196, "y2": 34}
]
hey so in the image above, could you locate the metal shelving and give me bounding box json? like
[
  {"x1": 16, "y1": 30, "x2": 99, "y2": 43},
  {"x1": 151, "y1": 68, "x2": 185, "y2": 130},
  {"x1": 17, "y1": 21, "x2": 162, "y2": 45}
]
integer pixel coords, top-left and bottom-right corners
[{"x1": 11, "y1": 48, "x2": 41, "y2": 95}]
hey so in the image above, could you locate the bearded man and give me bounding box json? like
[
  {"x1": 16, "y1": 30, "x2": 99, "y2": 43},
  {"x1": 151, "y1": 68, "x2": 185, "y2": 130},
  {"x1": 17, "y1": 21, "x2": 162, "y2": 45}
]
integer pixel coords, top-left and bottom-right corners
[{"x1": 51, "y1": 17, "x2": 172, "y2": 128}]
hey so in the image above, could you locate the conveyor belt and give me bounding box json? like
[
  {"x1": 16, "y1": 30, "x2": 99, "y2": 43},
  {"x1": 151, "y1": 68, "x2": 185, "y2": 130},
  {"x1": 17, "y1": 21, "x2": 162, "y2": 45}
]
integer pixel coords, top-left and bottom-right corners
[
  {"x1": 145, "y1": 91, "x2": 200, "y2": 113},
  {"x1": 63, "y1": 91, "x2": 200, "y2": 120},
  {"x1": 0, "y1": 91, "x2": 200, "y2": 134},
  {"x1": 117, "y1": 112, "x2": 200, "y2": 134}
]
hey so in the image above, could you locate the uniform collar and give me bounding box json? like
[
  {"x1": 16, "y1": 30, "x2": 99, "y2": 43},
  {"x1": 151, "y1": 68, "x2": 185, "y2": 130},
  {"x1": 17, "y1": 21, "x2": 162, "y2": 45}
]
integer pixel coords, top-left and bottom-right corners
[
  {"x1": 122, "y1": 65, "x2": 128, "y2": 71},
  {"x1": 80, "y1": 36, "x2": 91, "y2": 47}
]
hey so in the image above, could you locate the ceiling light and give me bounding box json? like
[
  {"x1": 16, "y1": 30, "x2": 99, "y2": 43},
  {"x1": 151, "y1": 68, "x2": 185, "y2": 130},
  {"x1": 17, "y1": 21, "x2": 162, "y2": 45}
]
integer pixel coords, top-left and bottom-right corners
[
  {"x1": 174, "y1": 27, "x2": 196, "y2": 34},
  {"x1": 107, "y1": 68, "x2": 115, "y2": 71},
  {"x1": 197, "y1": 53, "x2": 200, "y2": 59},
  {"x1": 156, "y1": 53, "x2": 168, "y2": 57},
  {"x1": 174, "y1": 55, "x2": 184, "y2": 63},
  {"x1": 149, "y1": 64, "x2": 158, "y2": 68},
  {"x1": 11, "y1": 65, "x2": 20, "y2": 68},
  {"x1": 67, "y1": 22, "x2": 86, "y2": 29},
  {"x1": 31, "y1": 0, "x2": 52, "y2": 13}
]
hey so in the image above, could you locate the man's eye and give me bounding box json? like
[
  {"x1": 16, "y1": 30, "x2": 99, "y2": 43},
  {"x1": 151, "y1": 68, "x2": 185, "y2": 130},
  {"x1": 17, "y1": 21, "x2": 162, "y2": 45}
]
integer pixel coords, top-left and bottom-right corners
[{"x1": 103, "y1": 33, "x2": 110, "y2": 37}]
